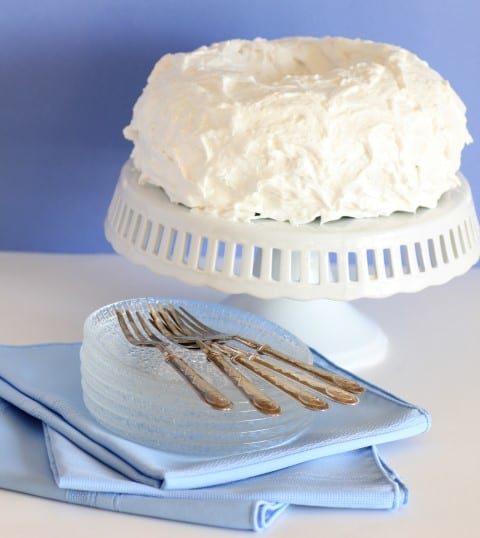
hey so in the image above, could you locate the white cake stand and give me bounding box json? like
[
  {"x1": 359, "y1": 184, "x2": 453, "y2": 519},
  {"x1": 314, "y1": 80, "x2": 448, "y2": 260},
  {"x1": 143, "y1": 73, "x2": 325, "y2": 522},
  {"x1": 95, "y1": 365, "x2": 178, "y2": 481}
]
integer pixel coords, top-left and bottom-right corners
[{"x1": 105, "y1": 160, "x2": 480, "y2": 369}]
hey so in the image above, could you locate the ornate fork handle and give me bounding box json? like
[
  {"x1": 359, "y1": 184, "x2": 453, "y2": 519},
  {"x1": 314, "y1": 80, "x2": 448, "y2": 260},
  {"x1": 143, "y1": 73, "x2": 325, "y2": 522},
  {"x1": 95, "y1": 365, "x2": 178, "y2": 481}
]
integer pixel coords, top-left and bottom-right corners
[
  {"x1": 232, "y1": 336, "x2": 364, "y2": 394},
  {"x1": 160, "y1": 346, "x2": 233, "y2": 411},
  {"x1": 203, "y1": 345, "x2": 281, "y2": 416},
  {"x1": 238, "y1": 351, "x2": 359, "y2": 405},
  {"x1": 230, "y1": 351, "x2": 329, "y2": 411}
]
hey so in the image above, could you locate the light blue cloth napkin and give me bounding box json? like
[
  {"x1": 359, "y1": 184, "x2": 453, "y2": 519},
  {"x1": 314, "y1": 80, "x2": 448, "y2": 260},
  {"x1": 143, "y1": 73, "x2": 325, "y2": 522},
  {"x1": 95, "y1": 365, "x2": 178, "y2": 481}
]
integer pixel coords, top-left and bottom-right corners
[
  {"x1": 0, "y1": 399, "x2": 406, "y2": 531},
  {"x1": 0, "y1": 343, "x2": 429, "y2": 530}
]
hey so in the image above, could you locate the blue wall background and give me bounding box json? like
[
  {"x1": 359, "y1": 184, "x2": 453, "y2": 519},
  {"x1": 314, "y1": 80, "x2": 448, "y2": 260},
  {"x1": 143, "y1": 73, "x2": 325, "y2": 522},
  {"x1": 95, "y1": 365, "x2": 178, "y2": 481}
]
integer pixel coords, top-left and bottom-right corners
[{"x1": 1, "y1": 0, "x2": 478, "y2": 253}]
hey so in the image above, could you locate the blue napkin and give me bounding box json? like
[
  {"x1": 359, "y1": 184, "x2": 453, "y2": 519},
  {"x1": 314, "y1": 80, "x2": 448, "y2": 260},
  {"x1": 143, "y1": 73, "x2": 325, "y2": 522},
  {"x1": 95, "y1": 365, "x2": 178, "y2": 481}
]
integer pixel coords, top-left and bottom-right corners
[{"x1": 0, "y1": 343, "x2": 429, "y2": 530}]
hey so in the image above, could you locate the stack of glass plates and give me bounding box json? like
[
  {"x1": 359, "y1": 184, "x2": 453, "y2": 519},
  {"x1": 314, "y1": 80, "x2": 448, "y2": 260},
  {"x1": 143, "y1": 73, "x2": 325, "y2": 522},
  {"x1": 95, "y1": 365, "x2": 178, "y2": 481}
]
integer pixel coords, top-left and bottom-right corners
[{"x1": 80, "y1": 298, "x2": 316, "y2": 456}]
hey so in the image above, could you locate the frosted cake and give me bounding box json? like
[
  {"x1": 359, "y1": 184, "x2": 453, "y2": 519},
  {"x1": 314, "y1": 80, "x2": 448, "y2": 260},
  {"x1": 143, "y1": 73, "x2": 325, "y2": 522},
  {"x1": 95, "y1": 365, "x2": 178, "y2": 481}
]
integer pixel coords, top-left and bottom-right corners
[{"x1": 123, "y1": 37, "x2": 472, "y2": 225}]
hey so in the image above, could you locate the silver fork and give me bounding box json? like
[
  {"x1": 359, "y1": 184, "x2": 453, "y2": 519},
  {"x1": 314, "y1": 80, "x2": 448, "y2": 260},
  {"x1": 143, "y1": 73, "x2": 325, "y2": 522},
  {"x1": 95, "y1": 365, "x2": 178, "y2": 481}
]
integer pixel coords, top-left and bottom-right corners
[
  {"x1": 160, "y1": 304, "x2": 365, "y2": 395},
  {"x1": 150, "y1": 304, "x2": 362, "y2": 405},
  {"x1": 152, "y1": 307, "x2": 329, "y2": 411},
  {"x1": 150, "y1": 305, "x2": 324, "y2": 413},
  {"x1": 115, "y1": 309, "x2": 233, "y2": 411},
  {"x1": 151, "y1": 305, "x2": 350, "y2": 409}
]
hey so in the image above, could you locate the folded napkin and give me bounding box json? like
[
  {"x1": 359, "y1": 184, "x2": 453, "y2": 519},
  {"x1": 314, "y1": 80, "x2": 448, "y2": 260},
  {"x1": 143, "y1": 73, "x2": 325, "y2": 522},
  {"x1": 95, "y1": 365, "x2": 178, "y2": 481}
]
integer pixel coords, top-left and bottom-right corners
[{"x1": 0, "y1": 343, "x2": 430, "y2": 530}]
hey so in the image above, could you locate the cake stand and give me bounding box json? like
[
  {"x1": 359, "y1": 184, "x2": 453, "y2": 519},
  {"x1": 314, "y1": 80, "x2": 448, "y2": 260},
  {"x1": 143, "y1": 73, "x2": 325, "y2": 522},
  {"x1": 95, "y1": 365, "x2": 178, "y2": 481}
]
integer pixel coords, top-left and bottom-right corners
[{"x1": 105, "y1": 160, "x2": 480, "y2": 369}]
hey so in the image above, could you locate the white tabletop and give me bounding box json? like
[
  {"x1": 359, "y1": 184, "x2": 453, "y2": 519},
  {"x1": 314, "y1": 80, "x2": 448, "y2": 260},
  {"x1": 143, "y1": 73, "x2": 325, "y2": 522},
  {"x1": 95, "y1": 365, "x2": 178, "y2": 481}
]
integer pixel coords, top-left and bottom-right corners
[{"x1": 0, "y1": 251, "x2": 478, "y2": 537}]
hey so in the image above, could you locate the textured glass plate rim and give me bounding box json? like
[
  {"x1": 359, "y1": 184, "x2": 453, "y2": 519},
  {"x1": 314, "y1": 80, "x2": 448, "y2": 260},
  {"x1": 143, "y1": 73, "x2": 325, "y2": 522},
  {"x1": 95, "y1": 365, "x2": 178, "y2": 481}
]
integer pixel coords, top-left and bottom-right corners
[{"x1": 80, "y1": 297, "x2": 317, "y2": 454}]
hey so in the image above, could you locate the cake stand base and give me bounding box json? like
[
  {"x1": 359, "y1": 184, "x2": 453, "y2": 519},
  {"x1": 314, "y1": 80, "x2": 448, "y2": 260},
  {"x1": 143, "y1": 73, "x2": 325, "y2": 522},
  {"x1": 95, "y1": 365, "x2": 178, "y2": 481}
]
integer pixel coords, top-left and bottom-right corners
[{"x1": 222, "y1": 295, "x2": 388, "y2": 370}]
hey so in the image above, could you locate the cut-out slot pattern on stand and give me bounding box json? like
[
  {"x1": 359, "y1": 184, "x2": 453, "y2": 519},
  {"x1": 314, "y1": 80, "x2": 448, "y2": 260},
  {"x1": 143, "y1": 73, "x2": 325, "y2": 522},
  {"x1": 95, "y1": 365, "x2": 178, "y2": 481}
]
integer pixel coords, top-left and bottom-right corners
[{"x1": 109, "y1": 201, "x2": 480, "y2": 297}]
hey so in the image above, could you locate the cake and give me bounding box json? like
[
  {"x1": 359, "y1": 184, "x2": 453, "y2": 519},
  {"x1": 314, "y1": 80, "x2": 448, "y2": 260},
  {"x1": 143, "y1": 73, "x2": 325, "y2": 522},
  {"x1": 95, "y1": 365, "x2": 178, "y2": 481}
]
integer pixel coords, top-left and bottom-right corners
[{"x1": 123, "y1": 37, "x2": 472, "y2": 225}]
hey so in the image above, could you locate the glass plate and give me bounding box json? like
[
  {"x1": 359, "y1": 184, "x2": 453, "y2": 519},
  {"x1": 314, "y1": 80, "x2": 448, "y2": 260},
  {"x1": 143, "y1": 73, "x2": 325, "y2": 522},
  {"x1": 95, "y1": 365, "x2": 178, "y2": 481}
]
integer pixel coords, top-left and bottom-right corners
[{"x1": 80, "y1": 297, "x2": 316, "y2": 456}]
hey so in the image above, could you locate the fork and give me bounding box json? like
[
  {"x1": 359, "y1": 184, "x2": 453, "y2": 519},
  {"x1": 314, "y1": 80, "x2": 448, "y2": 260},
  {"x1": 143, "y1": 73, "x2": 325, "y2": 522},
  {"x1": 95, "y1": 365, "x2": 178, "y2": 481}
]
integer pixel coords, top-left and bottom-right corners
[
  {"x1": 150, "y1": 305, "x2": 351, "y2": 408},
  {"x1": 115, "y1": 309, "x2": 233, "y2": 411},
  {"x1": 149, "y1": 306, "x2": 329, "y2": 411},
  {"x1": 157, "y1": 304, "x2": 365, "y2": 395}
]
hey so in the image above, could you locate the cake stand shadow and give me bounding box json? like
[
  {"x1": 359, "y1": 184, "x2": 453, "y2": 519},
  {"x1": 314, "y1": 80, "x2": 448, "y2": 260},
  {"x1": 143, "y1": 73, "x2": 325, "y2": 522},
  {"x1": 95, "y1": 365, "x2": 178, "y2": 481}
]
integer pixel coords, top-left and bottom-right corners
[{"x1": 105, "y1": 160, "x2": 480, "y2": 369}]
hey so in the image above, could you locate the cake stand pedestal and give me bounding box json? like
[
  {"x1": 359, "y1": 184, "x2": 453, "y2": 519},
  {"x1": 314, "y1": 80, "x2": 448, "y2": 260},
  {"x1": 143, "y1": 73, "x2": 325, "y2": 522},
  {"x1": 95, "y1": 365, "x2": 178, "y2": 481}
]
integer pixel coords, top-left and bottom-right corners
[
  {"x1": 105, "y1": 160, "x2": 480, "y2": 369},
  {"x1": 222, "y1": 295, "x2": 388, "y2": 369}
]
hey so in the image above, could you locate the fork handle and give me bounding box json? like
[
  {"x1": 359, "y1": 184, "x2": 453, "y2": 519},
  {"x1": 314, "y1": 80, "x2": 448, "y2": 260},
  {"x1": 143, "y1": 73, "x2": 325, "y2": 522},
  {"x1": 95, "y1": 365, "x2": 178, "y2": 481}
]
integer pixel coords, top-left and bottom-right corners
[
  {"x1": 232, "y1": 352, "x2": 329, "y2": 411},
  {"x1": 233, "y1": 337, "x2": 364, "y2": 394},
  {"x1": 247, "y1": 354, "x2": 359, "y2": 405},
  {"x1": 161, "y1": 347, "x2": 233, "y2": 411},
  {"x1": 204, "y1": 347, "x2": 281, "y2": 416}
]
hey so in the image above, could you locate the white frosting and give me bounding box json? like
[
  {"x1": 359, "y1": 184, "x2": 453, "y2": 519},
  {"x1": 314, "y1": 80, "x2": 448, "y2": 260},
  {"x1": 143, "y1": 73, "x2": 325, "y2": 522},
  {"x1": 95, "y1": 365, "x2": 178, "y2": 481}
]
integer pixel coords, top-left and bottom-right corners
[{"x1": 124, "y1": 37, "x2": 472, "y2": 224}]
